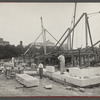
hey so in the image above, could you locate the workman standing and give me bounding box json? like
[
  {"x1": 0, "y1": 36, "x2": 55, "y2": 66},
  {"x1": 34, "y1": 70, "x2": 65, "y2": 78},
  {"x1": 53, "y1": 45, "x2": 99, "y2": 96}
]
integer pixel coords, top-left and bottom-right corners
[
  {"x1": 38, "y1": 62, "x2": 43, "y2": 79},
  {"x1": 31, "y1": 63, "x2": 37, "y2": 71},
  {"x1": 58, "y1": 53, "x2": 66, "y2": 74}
]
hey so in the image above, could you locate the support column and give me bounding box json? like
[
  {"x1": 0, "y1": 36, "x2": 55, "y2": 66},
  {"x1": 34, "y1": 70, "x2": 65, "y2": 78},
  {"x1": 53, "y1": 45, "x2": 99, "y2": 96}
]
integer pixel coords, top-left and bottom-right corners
[{"x1": 78, "y1": 48, "x2": 81, "y2": 68}]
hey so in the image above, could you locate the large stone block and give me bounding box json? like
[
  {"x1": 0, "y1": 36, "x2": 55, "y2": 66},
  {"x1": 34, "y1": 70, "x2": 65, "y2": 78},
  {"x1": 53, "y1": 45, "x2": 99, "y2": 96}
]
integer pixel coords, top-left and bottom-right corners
[
  {"x1": 52, "y1": 71, "x2": 62, "y2": 80},
  {"x1": 52, "y1": 72, "x2": 70, "y2": 81},
  {"x1": 23, "y1": 71, "x2": 37, "y2": 75},
  {"x1": 40, "y1": 66, "x2": 100, "y2": 87},
  {"x1": 46, "y1": 71, "x2": 53, "y2": 79},
  {"x1": 62, "y1": 75, "x2": 82, "y2": 87},
  {"x1": 46, "y1": 66, "x2": 55, "y2": 73},
  {"x1": 81, "y1": 76, "x2": 100, "y2": 87},
  {"x1": 96, "y1": 67, "x2": 100, "y2": 75},
  {"x1": 16, "y1": 74, "x2": 39, "y2": 87},
  {"x1": 68, "y1": 67, "x2": 89, "y2": 78},
  {"x1": 68, "y1": 67, "x2": 100, "y2": 78},
  {"x1": 88, "y1": 67, "x2": 97, "y2": 76},
  {"x1": 4, "y1": 62, "x2": 13, "y2": 67},
  {"x1": 62, "y1": 74, "x2": 100, "y2": 87}
]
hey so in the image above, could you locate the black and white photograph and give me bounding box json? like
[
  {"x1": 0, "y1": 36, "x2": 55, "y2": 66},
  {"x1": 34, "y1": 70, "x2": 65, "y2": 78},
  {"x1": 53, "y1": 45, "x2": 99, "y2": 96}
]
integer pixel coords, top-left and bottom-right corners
[{"x1": 0, "y1": 2, "x2": 100, "y2": 96}]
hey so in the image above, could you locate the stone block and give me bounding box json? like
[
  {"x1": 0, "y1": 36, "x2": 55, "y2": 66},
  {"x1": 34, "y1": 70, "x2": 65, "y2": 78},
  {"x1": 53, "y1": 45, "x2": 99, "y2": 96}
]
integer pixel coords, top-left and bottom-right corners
[
  {"x1": 63, "y1": 75, "x2": 100, "y2": 87},
  {"x1": 46, "y1": 71, "x2": 53, "y2": 79},
  {"x1": 88, "y1": 67, "x2": 98, "y2": 76},
  {"x1": 52, "y1": 71, "x2": 62, "y2": 80},
  {"x1": 45, "y1": 67, "x2": 100, "y2": 87},
  {"x1": 94, "y1": 67, "x2": 100, "y2": 75},
  {"x1": 69, "y1": 67, "x2": 100, "y2": 78},
  {"x1": 4, "y1": 62, "x2": 13, "y2": 67},
  {"x1": 46, "y1": 66, "x2": 55, "y2": 73},
  {"x1": 65, "y1": 76, "x2": 82, "y2": 87},
  {"x1": 16, "y1": 74, "x2": 39, "y2": 87},
  {"x1": 23, "y1": 71, "x2": 37, "y2": 75},
  {"x1": 82, "y1": 76, "x2": 100, "y2": 86},
  {"x1": 69, "y1": 67, "x2": 88, "y2": 78}
]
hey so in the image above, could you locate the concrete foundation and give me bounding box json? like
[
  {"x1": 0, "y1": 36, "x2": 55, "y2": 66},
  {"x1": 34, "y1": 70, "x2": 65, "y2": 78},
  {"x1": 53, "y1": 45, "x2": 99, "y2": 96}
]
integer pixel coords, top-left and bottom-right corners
[
  {"x1": 43, "y1": 67, "x2": 100, "y2": 87},
  {"x1": 68, "y1": 67, "x2": 100, "y2": 78},
  {"x1": 19, "y1": 67, "x2": 100, "y2": 87},
  {"x1": 46, "y1": 71, "x2": 53, "y2": 79}
]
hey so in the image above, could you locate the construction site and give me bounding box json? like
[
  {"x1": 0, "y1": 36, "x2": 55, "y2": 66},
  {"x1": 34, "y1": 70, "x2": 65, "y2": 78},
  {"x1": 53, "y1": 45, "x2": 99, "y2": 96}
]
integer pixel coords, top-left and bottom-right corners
[{"x1": 1, "y1": 3, "x2": 100, "y2": 96}]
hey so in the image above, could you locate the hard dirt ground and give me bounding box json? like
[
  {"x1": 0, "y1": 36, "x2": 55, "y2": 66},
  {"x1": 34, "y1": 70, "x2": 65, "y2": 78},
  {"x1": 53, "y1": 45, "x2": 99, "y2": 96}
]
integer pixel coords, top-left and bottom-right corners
[{"x1": 0, "y1": 74, "x2": 100, "y2": 96}]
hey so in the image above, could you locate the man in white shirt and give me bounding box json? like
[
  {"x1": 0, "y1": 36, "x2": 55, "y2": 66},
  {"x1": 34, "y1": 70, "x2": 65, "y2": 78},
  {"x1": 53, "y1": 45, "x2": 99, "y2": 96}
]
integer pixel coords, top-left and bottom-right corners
[
  {"x1": 58, "y1": 53, "x2": 65, "y2": 74},
  {"x1": 38, "y1": 62, "x2": 43, "y2": 79}
]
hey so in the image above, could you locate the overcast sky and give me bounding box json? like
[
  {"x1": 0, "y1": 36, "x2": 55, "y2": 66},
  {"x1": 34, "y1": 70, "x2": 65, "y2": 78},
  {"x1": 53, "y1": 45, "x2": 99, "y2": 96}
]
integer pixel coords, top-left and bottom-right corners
[{"x1": 0, "y1": 3, "x2": 100, "y2": 49}]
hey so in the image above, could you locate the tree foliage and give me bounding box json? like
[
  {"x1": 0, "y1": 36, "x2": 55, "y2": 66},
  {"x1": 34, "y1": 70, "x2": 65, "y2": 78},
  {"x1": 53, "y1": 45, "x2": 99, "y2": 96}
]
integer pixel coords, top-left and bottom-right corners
[
  {"x1": 0, "y1": 45, "x2": 24, "y2": 59},
  {"x1": 0, "y1": 44, "x2": 54, "y2": 59}
]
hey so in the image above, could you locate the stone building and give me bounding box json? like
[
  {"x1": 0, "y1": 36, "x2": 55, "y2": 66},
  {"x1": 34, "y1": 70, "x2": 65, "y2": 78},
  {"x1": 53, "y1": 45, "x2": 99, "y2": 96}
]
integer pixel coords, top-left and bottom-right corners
[{"x1": 0, "y1": 38, "x2": 9, "y2": 46}]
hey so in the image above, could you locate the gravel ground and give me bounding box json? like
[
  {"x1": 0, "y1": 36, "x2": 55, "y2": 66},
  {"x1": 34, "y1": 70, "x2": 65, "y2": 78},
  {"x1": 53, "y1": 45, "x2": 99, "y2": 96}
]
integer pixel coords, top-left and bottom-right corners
[{"x1": 0, "y1": 74, "x2": 100, "y2": 96}]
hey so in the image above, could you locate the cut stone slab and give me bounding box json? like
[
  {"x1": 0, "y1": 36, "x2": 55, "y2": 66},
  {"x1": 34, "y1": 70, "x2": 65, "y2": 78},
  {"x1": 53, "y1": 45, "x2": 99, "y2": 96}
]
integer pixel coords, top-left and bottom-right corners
[
  {"x1": 46, "y1": 72, "x2": 53, "y2": 79},
  {"x1": 44, "y1": 84, "x2": 52, "y2": 89},
  {"x1": 68, "y1": 67, "x2": 100, "y2": 78},
  {"x1": 79, "y1": 88, "x2": 85, "y2": 92},
  {"x1": 52, "y1": 72, "x2": 69, "y2": 84},
  {"x1": 88, "y1": 67, "x2": 100, "y2": 76},
  {"x1": 52, "y1": 71, "x2": 63, "y2": 80},
  {"x1": 16, "y1": 74, "x2": 39, "y2": 87},
  {"x1": 68, "y1": 67, "x2": 89, "y2": 78},
  {"x1": 46, "y1": 66, "x2": 55, "y2": 73},
  {"x1": 41, "y1": 67, "x2": 100, "y2": 87},
  {"x1": 23, "y1": 71, "x2": 37, "y2": 75},
  {"x1": 51, "y1": 70, "x2": 100, "y2": 87},
  {"x1": 62, "y1": 74, "x2": 100, "y2": 87},
  {"x1": 61, "y1": 73, "x2": 82, "y2": 87},
  {"x1": 52, "y1": 71, "x2": 70, "y2": 81},
  {"x1": 4, "y1": 62, "x2": 13, "y2": 67}
]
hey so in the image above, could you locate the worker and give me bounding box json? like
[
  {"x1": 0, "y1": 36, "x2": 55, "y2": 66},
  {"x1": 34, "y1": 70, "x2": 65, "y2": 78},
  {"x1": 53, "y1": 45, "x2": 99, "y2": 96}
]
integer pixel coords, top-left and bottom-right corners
[
  {"x1": 38, "y1": 62, "x2": 43, "y2": 79},
  {"x1": 58, "y1": 53, "x2": 66, "y2": 74},
  {"x1": 31, "y1": 63, "x2": 37, "y2": 71}
]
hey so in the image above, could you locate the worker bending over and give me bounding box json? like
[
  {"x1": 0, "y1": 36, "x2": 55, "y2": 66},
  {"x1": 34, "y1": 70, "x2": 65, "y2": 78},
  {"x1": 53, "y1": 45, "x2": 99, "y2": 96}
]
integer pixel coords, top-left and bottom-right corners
[{"x1": 58, "y1": 53, "x2": 66, "y2": 74}]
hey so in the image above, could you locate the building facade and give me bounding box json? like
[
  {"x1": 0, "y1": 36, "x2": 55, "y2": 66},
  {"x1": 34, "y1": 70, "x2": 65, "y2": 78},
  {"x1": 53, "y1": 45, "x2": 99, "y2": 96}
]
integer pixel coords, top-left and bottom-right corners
[
  {"x1": 34, "y1": 40, "x2": 55, "y2": 49},
  {"x1": 0, "y1": 38, "x2": 9, "y2": 46}
]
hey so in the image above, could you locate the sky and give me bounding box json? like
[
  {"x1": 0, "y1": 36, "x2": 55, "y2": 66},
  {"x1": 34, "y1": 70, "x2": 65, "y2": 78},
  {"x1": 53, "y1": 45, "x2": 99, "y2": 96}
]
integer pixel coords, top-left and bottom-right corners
[{"x1": 0, "y1": 3, "x2": 100, "y2": 49}]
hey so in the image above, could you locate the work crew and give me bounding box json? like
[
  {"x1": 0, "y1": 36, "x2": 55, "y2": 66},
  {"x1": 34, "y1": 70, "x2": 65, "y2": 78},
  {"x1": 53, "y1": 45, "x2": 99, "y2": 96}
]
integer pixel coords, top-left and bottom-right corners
[
  {"x1": 38, "y1": 62, "x2": 43, "y2": 79},
  {"x1": 58, "y1": 53, "x2": 66, "y2": 74}
]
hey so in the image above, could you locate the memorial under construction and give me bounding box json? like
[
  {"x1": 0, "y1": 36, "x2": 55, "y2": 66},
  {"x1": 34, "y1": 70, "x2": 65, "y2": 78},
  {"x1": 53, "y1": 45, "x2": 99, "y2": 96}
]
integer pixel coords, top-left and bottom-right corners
[{"x1": 0, "y1": 3, "x2": 100, "y2": 96}]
